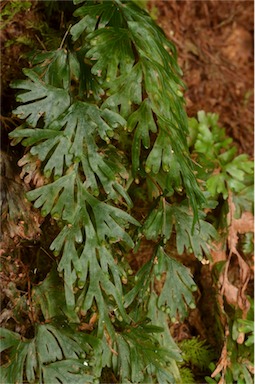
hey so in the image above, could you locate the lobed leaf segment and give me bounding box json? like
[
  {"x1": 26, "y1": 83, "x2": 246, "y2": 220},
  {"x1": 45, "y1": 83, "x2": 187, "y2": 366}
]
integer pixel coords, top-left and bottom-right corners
[{"x1": 5, "y1": 1, "x2": 222, "y2": 383}]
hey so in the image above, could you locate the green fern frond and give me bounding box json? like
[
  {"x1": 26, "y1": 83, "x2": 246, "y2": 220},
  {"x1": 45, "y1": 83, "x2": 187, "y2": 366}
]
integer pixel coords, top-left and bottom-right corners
[
  {"x1": 0, "y1": 324, "x2": 98, "y2": 384},
  {"x1": 6, "y1": 1, "x2": 228, "y2": 383},
  {"x1": 143, "y1": 199, "x2": 217, "y2": 260}
]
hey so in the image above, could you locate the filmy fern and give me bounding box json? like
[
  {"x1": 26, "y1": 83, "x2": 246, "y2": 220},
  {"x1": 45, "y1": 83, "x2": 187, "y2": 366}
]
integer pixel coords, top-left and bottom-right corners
[
  {"x1": 0, "y1": 323, "x2": 97, "y2": 384},
  {"x1": 5, "y1": 1, "x2": 218, "y2": 383}
]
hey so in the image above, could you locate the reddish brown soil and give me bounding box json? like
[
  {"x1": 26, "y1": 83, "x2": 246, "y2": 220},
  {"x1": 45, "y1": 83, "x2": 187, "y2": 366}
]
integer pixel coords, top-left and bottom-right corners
[{"x1": 149, "y1": 0, "x2": 254, "y2": 156}]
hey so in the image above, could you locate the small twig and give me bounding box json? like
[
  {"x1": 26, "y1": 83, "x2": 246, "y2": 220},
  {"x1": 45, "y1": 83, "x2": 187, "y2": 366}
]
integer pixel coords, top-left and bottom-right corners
[
  {"x1": 35, "y1": 34, "x2": 47, "y2": 51},
  {"x1": 59, "y1": 24, "x2": 71, "y2": 50}
]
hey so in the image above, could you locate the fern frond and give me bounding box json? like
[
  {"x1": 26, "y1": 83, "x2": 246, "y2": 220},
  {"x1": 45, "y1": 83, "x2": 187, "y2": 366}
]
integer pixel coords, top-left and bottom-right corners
[
  {"x1": 0, "y1": 324, "x2": 98, "y2": 384},
  {"x1": 11, "y1": 69, "x2": 70, "y2": 127},
  {"x1": 143, "y1": 199, "x2": 217, "y2": 260}
]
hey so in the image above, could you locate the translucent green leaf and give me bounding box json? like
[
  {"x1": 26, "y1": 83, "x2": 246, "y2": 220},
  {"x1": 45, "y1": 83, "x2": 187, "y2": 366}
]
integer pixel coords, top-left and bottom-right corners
[
  {"x1": 18, "y1": 109, "x2": 129, "y2": 203},
  {"x1": 128, "y1": 21, "x2": 181, "y2": 84},
  {"x1": 0, "y1": 340, "x2": 30, "y2": 384},
  {"x1": 206, "y1": 173, "x2": 228, "y2": 198},
  {"x1": 233, "y1": 154, "x2": 254, "y2": 174},
  {"x1": 194, "y1": 122, "x2": 214, "y2": 156},
  {"x1": 102, "y1": 63, "x2": 143, "y2": 118},
  {"x1": 113, "y1": 334, "x2": 131, "y2": 380},
  {"x1": 36, "y1": 324, "x2": 63, "y2": 364},
  {"x1": 141, "y1": 57, "x2": 186, "y2": 129},
  {"x1": 50, "y1": 221, "x2": 84, "y2": 308},
  {"x1": 32, "y1": 266, "x2": 79, "y2": 322},
  {"x1": 101, "y1": 107, "x2": 127, "y2": 130},
  {"x1": 82, "y1": 186, "x2": 139, "y2": 246},
  {"x1": 145, "y1": 128, "x2": 174, "y2": 174},
  {"x1": 143, "y1": 207, "x2": 164, "y2": 240},
  {"x1": 148, "y1": 293, "x2": 182, "y2": 361},
  {"x1": 157, "y1": 116, "x2": 206, "y2": 222},
  {"x1": 225, "y1": 162, "x2": 246, "y2": 181},
  {"x1": 196, "y1": 110, "x2": 231, "y2": 153},
  {"x1": 129, "y1": 345, "x2": 144, "y2": 382},
  {"x1": 27, "y1": 171, "x2": 77, "y2": 221},
  {"x1": 193, "y1": 111, "x2": 237, "y2": 168},
  {"x1": 9, "y1": 128, "x2": 72, "y2": 178},
  {"x1": 0, "y1": 327, "x2": 21, "y2": 352},
  {"x1": 220, "y1": 155, "x2": 254, "y2": 195},
  {"x1": 0, "y1": 323, "x2": 98, "y2": 383},
  {"x1": 143, "y1": 200, "x2": 217, "y2": 259},
  {"x1": 47, "y1": 100, "x2": 125, "y2": 148},
  {"x1": 227, "y1": 175, "x2": 247, "y2": 194},
  {"x1": 9, "y1": 128, "x2": 61, "y2": 147},
  {"x1": 77, "y1": 244, "x2": 130, "y2": 334},
  {"x1": 0, "y1": 329, "x2": 37, "y2": 384},
  {"x1": 11, "y1": 69, "x2": 70, "y2": 127},
  {"x1": 49, "y1": 183, "x2": 138, "y2": 255},
  {"x1": 40, "y1": 135, "x2": 73, "y2": 178},
  {"x1": 112, "y1": 318, "x2": 180, "y2": 384},
  {"x1": 90, "y1": 198, "x2": 137, "y2": 247},
  {"x1": 218, "y1": 146, "x2": 237, "y2": 164},
  {"x1": 124, "y1": 260, "x2": 153, "y2": 308},
  {"x1": 74, "y1": 46, "x2": 105, "y2": 100},
  {"x1": 38, "y1": 323, "x2": 94, "y2": 363},
  {"x1": 71, "y1": 14, "x2": 95, "y2": 40},
  {"x1": 86, "y1": 27, "x2": 134, "y2": 81},
  {"x1": 172, "y1": 205, "x2": 217, "y2": 259},
  {"x1": 25, "y1": 340, "x2": 37, "y2": 383},
  {"x1": 22, "y1": 101, "x2": 128, "y2": 199},
  {"x1": 187, "y1": 117, "x2": 199, "y2": 147},
  {"x1": 127, "y1": 99, "x2": 157, "y2": 172},
  {"x1": 71, "y1": 2, "x2": 125, "y2": 40},
  {"x1": 153, "y1": 163, "x2": 182, "y2": 195},
  {"x1": 154, "y1": 247, "x2": 196, "y2": 319},
  {"x1": 42, "y1": 359, "x2": 94, "y2": 384},
  {"x1": 121, "y1": 3, "x2": 180, "y2": 76},
  {"x1": 31, "y1": 49, "x2": 71, "y2": 89},
  {"x1": 49, "y1": 183, "x2": 139, "y2": 317},
  {"x1": 232, "y1": 185, "x2": 254, "y2": 217}
]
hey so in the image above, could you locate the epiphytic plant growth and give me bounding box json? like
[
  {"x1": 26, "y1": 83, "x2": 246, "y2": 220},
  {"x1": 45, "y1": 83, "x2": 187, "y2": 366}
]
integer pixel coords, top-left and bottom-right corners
[{"x1": 0, "y1": 1, "x2": 253, "y2": 383}]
